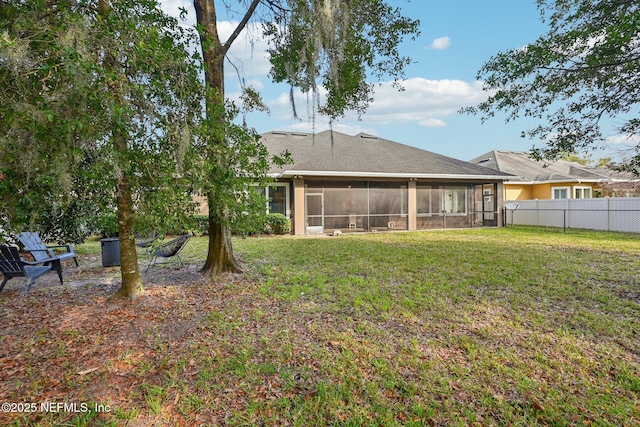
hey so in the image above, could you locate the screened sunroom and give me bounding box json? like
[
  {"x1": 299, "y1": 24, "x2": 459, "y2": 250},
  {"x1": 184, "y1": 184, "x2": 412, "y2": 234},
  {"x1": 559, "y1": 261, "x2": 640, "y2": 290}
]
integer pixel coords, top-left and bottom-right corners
[
  {"x1": 259, "y1": 130, "x2": 514, "y2": 235},
  {"x1": 300, "y1": 180, "x2": 500, "y2": 234},
  {"x1": 304, "y1": 180, "x2": 408, "y2": 234}
]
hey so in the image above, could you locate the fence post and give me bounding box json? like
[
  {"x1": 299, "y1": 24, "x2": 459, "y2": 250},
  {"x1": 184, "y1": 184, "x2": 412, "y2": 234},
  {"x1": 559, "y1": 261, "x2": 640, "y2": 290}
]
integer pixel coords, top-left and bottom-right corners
[{"x1": 564, "y1": 209, "x2": 567, "y2": 232}]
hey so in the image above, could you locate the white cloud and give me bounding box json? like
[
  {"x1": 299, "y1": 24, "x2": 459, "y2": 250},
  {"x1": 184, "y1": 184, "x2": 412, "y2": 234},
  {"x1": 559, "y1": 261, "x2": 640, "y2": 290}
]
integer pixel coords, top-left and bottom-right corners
[
  {"x1": 230, "y1": 79, "x2": 265, "y2": 92},
  {"x1": 159, "y1": 0, "x2": 194, "y2": 23},
  {"x1": 359, "y1": 78, "x2": 487, "y2": 123},
  {"x1": 606, "y1": 134, "x2": 640, "y2": 145},
  {"x1": 158, "y1": 1, "x2": 273, "y2": 81},
  {"x1": 159, "y1": 1, "x2": 486, "y2": 134},
  {"x1": 419, "y1": 119, "x2": 447, "y2": 128},
  {"x1": 216, "y1": 21, "x2": 273, "y2": 79},
  {"x1": 265, "y1": 77, "x2": 489, "y2": 130},
  {"x1": 429, "y1": 36, "x2": 451, "y2": 50}
]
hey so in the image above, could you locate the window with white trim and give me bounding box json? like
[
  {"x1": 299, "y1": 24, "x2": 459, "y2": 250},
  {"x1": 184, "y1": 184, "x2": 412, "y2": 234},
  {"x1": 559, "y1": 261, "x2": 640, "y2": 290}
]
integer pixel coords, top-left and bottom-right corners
[
  {"x1": 574, "y1": 187, "x2": 592, "y2": 199},
  {"x1": 252, "y1": 184, "x2": 290, "y2": 216},
  {"x1": 552, "y1": 186, "x2": 569, "y2": 199}
]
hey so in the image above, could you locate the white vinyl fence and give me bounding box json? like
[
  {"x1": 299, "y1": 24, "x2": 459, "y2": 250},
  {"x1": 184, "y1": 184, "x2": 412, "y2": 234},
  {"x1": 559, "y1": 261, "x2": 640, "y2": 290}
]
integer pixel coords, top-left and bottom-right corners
[{"x1": 504, "y1": 198, "x2": 640, "y2": 233}]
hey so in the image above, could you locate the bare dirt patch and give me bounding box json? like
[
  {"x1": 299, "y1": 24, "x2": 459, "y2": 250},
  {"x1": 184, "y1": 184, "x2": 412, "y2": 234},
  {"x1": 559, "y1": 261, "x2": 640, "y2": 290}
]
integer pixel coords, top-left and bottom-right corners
[{"x1": 0, "y1": 257, "x2": 231, "y2": 425}]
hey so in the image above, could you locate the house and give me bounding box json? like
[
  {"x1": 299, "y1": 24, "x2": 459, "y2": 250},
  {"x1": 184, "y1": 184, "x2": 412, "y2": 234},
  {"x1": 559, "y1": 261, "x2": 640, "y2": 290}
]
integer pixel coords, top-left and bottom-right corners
[
  {"x1": 469, "y1": 150, "x2": 640, "y2": 201},
  {"x1": 259, "y1": 131, "x2": 514, "y2": 235}
]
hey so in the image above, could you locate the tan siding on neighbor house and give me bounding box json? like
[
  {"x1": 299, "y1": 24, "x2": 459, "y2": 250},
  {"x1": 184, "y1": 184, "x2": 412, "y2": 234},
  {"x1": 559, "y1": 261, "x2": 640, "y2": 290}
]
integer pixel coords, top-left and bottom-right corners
[
  {"x1": 193, "y1": 195, "x2": 208, "y2": 215},
  {"x1": 533, "y1": 184, "x2": 552, "y2": 199},
  {"x1": 505, "y1": 184, "x2": 533, "y2": 201},
  {"x1": 504, "y1": 182, "x2": 607, "y2": 201}
]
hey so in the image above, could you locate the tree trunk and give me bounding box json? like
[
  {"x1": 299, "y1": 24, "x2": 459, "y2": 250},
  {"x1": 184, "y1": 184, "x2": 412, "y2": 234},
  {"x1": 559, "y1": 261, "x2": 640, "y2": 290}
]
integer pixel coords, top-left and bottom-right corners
[
  {"x1": 114, "y1": 156, "x2": 144, "y2": 298},
  {"x1": 99, "y1": 0, "x2": 143, "y2": 298},
  {"x1": 202, "y1": 201, "x2": 242, "y2": 275},
  {"x1": 194, "y1": 0, "x2": 242, "y2": 275}
]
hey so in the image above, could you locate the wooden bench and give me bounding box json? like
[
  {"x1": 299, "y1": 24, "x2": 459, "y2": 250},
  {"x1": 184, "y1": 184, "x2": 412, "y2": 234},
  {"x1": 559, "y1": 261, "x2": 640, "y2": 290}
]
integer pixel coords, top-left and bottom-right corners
[{"x1": 0, "y1": 245, "x2": 56, "y2": 294}]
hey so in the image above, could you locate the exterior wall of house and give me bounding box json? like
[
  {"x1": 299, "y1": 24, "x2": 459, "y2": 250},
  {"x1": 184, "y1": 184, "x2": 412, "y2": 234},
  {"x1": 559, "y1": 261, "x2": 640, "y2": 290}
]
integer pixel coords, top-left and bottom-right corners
[
  {"x1": 504, "y1": 182, "x2": 604, "y2": 200},
  {"x1": 532, "y1": 183, "x2": 552, "y2": 199},
  {"x1": 293, "y1": 178, "x2": 305, "y2": 236},
  {"x1": 504, "y1": 184, "x2": 533, "y2": 201},
  {"x1": 408, "y1": 180, "x2": 417, "y2": 231},
  {"x1": 193, "y1": 195, "x2": 209, "y2": 215}
]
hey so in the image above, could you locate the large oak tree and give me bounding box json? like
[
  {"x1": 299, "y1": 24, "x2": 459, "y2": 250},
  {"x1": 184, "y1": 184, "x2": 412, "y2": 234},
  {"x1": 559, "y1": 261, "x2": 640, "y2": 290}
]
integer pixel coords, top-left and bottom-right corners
[
  {"x1": 194, "y1": 0, "x2": 420, "y2": 275},
  {"x1": 465, "y1": 0, "x2": 640, "y2": 173}
]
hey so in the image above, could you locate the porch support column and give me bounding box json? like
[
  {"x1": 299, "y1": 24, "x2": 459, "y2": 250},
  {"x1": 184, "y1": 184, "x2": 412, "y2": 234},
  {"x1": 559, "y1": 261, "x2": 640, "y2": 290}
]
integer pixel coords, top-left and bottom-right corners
[
  {"x1": 293, "y1": 177, "x2": 305, "y2": 235},
  {"x1": 496, "y1": 181, "x2": 505, "y2": 227},
  {"x1": 408, "y1": 179, "x2": 417, "y2": 231}
]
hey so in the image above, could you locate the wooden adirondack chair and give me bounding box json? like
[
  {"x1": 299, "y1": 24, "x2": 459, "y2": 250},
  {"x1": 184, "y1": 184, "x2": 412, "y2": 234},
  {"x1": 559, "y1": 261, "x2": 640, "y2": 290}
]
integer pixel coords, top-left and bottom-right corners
[
  {"x1": 17, "y1": 232, "x2": 76, "y2": 285},
  {"x1": 0, "y1": 245, "x2": 56, "y2": 294},
  {"x1": 17, "y1": 231, "x2": 78, "y2": 266},
  {"x1": 146, "y1": 234, "x2": 191, "y2": 271}
]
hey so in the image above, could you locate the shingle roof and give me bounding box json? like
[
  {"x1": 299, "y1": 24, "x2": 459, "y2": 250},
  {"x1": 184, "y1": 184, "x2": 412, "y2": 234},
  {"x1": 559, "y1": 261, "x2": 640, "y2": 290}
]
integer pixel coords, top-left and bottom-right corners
[
  {"x1": 262, "y1": 131, "x2": 513, "y2": 180},
  {"x1": 469, "y1": 150, "x2": 635, "y2": 183}
]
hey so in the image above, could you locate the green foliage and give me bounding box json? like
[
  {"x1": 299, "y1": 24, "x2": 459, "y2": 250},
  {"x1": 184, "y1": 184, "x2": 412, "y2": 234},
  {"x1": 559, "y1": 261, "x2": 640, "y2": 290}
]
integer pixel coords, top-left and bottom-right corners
[
  {"x1": 35, "y1": 198, "x2": 97, "y2": 244},
  {"x1": 562, "y1": 152, "x2": 592, "y2": 166},
  {"x1": 464, "y1": 0, "x2": 640, "y2": 173},
  {"x1": 195, "y1": 99, "x2": 290, "y2": 235},
  {"x1": 192, "y1": 215, "x2": 210, "y2": 236},
  {"x1": 265, "y1": 0, "x2": 420, "y2": 119},
  {"x1": 0, "y1": 0, "x2": 205, "y2": 246},
  {"x1": 0, "y1": 1, "x2": 101, "y2": 236},
  {"x1": 264, "y1": 213, "x2": 291, "y2": 235},
  {"x1": 192, "y1": 0, "x2": 417, "y2": 271},
  {"x1": 95, "y1": 213, "x2": 119, "y2": 239}
]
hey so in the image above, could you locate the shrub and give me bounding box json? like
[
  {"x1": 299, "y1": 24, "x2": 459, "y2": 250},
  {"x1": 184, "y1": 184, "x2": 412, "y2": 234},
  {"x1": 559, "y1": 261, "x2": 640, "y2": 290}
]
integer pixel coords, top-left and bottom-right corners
[
  {"x1": 37, "y1": 199, "x2": 97, "y2": 244},
  {"x1": 193, "y1": 215, "x2": 209, "y2": 235},
  {"x1": 264, "y1": 213, "x2": 290, "y2": 235},
  {"x1": 95, "y1": 213, "x2": 119, "y2": 238}
]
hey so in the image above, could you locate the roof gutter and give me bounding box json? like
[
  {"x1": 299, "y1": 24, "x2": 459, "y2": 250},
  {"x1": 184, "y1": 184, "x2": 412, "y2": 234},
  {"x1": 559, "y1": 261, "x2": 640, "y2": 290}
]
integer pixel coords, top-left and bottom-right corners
[
  {"x1": 270, "y1": 170, "x2": 514, "y2": 181},
  {"x1": 513, "y1": 178, "x2": 609, "y2": 185}
]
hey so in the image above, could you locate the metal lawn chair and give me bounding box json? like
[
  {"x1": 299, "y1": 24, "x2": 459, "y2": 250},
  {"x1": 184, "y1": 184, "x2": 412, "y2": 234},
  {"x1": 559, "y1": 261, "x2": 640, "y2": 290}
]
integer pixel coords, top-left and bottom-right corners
[
  {"x1": 146, "y1": 234, "x2": 191, "y2": 271},
  {"x1": 135, "y1": 230, "x2": 159, "y2": 252},
  {"x1": 0, "y1": 245, "x2": 58, "y2": 294}
]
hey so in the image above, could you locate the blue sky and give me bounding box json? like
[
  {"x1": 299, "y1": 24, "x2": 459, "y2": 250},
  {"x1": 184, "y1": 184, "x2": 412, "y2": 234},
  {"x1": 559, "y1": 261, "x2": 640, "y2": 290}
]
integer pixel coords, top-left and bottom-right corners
[{"x1": 160, "y1": 0, "x2": 625, "y2": 162}]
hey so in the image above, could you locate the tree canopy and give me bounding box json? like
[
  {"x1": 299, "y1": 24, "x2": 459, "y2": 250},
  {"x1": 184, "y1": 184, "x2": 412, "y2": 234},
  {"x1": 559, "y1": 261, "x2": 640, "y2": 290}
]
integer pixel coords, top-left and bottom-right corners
[
  {"x1": 265, "y1": 0, "x2": 419, "y2": 119},
  {"x1": 464, "y1": 0, "x2": 640, "y2": 173},
  {"x1": 1, "y1": 0, "x2": 204, "y2": 297},
  {"x1": 1, "y1": 0, "x2": 421, "y2": 294},
  {"x1": 194, "y1": 0, "x2": 420, "y2": 275}
]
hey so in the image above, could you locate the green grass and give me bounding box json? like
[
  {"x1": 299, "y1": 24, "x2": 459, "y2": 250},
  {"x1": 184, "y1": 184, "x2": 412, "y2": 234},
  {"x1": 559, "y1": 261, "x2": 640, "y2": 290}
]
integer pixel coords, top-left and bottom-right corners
[
  {"x1": 9, "y1": 227, "x2": 640, "y2": 425},
  {"x1": 174, "y1": 227, "x2": 639, "y2": 425}
]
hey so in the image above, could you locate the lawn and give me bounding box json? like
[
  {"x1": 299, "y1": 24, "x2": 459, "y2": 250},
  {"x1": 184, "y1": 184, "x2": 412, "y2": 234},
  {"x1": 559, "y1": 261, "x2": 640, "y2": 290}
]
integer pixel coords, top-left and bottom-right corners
[{"x1": 1, "y1": 227, "x2": 639, "y2": 426}]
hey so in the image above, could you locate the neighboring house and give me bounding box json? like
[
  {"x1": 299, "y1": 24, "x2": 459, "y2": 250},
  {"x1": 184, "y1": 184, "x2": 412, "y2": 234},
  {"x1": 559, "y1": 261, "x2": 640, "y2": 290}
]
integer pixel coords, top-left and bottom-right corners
[
  {"x1": 259, "y1": 131, "x2": 514, "y2": 235},
  {"x1": 469, "y1": 150, "x2": 640, "y2": 201}
]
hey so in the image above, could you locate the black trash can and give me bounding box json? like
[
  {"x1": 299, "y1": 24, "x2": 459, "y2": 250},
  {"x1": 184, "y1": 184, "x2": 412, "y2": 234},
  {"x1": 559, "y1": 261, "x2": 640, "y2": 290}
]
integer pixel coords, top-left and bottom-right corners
[{"x1": 101, "y1": 237, "x2": 120, "y2": 267}]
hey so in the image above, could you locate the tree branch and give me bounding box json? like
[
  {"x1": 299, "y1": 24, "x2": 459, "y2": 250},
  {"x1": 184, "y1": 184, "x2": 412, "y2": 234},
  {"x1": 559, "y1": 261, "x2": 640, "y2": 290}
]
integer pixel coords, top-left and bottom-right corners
[
  {"x1": 262, "y1": 0, "x2": 290, "y2": 14},
  {"x1": 222, "y1": 0, "x2": 261, "y2": 54},
  {"x1": 538, "y1": 56, "x2": 640, "y2": 73}
]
